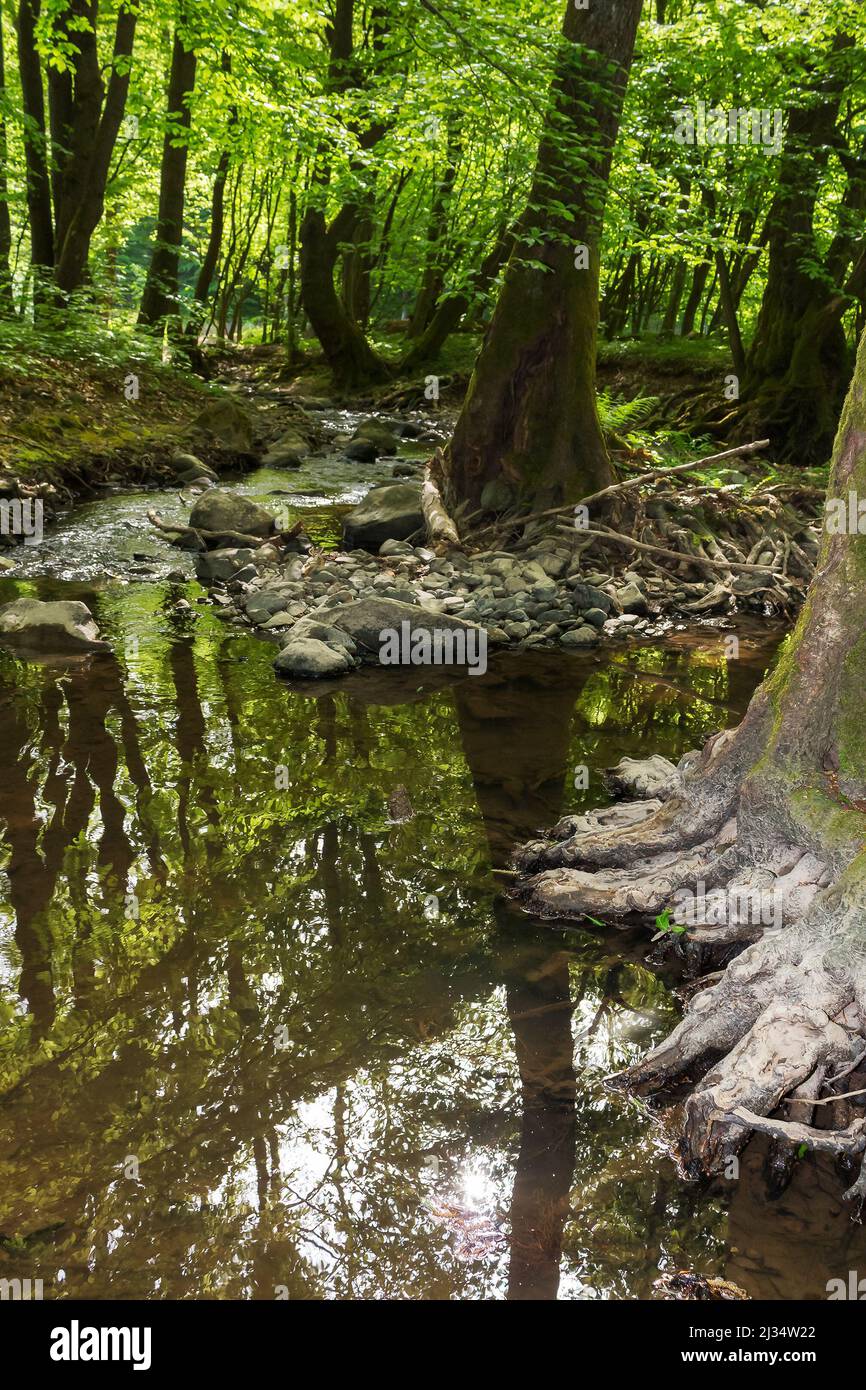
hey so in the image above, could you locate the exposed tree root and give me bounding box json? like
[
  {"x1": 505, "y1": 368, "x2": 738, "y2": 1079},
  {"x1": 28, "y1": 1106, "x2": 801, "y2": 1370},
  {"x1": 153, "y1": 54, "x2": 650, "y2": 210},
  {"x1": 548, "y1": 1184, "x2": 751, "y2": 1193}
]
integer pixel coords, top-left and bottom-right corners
[
  {"x1": 461, "y1": 439, "x2": 821, "y2": 619},
  {"x1": 511, "y1": 728, "x2": 866, "y2": 1210}
]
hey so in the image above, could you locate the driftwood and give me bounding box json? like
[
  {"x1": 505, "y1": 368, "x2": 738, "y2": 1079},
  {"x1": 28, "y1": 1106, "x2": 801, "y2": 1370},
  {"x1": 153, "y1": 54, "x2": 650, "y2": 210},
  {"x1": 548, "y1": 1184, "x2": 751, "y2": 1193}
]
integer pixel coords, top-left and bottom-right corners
[
  {"x1": 422, "y1": 453, "x2": 460, "y2": 548},
  {"x1": 148, "y1": 509, "x2": 303, "y2": 550}
]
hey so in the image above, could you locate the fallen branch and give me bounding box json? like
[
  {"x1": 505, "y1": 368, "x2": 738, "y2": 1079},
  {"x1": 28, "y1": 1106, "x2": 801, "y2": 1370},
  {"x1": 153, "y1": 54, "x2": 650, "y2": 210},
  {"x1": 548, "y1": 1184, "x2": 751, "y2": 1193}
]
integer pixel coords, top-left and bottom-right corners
[{"x1": 147, "y1": 509, "x2": 299, "y2": 550}]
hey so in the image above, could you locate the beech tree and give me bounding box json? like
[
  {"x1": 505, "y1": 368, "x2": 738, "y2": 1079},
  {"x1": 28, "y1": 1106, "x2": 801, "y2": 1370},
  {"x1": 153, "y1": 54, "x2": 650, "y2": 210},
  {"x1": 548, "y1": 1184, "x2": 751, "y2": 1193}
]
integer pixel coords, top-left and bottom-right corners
[
  {"x1": 515, "y1": 323, "x2": 866, "y2": 1200},
  {"x1": 138, "y1": 18, "x2": 197, "y2": 329},
  {"x1": 297, "y1": 0, "x2": 391, "y2": 387},
  {"x1": 442, "y1": 0, "x2": 644, "y2": 513}
]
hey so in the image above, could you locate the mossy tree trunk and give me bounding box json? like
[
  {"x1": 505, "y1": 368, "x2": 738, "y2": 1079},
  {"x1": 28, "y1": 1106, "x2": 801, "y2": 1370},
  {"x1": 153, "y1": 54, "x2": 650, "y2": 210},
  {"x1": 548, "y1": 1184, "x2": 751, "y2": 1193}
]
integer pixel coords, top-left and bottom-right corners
[
  {"x1": 514, "y1": 324, "x2": 866, "y2": 1198},
  {"x1": 740, "y1": 38, "x2": 866, "y2": 464},
  {"x1": 50, "y1": 1, "x2": 139, "y2": 296},
  {"x1": 442, "y1": 0, "x2": 644, "y2": 513},
  {"x1": 298, "y1": 0, "x2": 389, "y2": 389}
]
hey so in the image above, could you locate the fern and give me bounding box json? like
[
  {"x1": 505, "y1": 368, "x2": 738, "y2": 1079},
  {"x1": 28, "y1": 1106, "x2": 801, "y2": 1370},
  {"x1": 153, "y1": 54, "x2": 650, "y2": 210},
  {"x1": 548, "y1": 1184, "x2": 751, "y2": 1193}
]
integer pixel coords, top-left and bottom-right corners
[{"x1": 597, "y1": 389, "x2": 659, "y2": 434}]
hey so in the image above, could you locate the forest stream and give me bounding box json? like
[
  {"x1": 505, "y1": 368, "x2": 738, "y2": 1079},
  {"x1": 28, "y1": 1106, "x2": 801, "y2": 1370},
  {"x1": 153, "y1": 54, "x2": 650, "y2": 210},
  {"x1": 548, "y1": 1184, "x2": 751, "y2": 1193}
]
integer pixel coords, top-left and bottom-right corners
[{"x1": 1, "y1": 455, "x2": 863, "y2": 1302}]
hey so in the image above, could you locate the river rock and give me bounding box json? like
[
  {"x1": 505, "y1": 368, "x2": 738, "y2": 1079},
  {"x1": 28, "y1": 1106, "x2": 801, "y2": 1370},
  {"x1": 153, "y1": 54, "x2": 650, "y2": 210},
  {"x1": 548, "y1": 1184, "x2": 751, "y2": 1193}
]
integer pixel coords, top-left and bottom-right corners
[
  {"x1": 328, "y1": 596, "x2": 484, "y2": 663},
  {"x1": 345, "y1": 438, "x2": 378, "y2": 462},
  {"x1": 194, "y1": 547, "x2": 255, "y2": 582},
  {"x1": 566, "y1": 579, "x2": 613, "y2": 613},
  {"x1": 273, "y1": 638, "x2": 353, "y2": 678},
  {"x1": 342, "y1": 482, "x2": 423, "y2": 551},
  {"x1": 379, "y1": 538, "x2": 415, "y2": 557},
  {"x1": 244, "y1": 590, "x2": 296, "y2": 622},
  {"x1": 189, "y1": 490, "x2": 276, "y2": 543},
  {"x1": 192, "y1": 397, "x2": 255, "y2": 453},
  {"x1": 280, "y1": 619, "x2": 358, "y2": 656},
  {"x1": 263, "y1": 430, "x2": 310, "y2": 468},
  {"x1": 351, "y1": 419, "x2": 400, "y2": 456},
  {"x1": 614, "y1": 581, "x2": 649, "y2": 615},
  {"x1": 561, "y1": 625, "x2": 600, "y2": 648},
  {"x1": 172, "y1": 452, "x2": 218, "y2": 483},
  {"x1": 0, "y1": 598, "x2": 109, "y2": 652}
]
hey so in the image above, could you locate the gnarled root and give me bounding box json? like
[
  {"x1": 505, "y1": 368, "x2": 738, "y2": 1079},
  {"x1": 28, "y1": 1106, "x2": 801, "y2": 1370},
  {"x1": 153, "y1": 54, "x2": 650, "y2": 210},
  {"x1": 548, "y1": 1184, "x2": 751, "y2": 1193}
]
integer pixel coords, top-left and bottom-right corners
[{"x1": 511, "y1": 711, "x2": 866, "y2": 1201}]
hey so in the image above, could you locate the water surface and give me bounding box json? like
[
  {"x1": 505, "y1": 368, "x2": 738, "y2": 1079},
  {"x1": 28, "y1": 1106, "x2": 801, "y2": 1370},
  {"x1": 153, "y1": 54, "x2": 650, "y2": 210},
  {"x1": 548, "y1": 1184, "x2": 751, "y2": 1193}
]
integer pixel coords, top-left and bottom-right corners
[{"x1": 0, "y1": 531, "x2": 861, "y2": 1300}]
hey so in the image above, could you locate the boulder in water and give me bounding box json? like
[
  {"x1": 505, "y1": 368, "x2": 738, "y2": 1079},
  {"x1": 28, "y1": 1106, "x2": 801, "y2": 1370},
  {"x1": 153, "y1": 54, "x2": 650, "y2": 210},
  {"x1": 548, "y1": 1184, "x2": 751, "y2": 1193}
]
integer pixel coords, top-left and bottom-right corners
[
  {"x1": 0, "y1": 598, "x2": 109, "y2": 652},
  {"x1": 189, "y1": 490, "x2": 276, "y2": 544},
  {"x1": 273, "y1": 638, "x2": 353, "y2": 678},
  {"x1": 194, "y1": 548, "x2": 256, "y2": 583},
  {"x1": 342, "y1": 481, "x2": 423, "y2": 551}
]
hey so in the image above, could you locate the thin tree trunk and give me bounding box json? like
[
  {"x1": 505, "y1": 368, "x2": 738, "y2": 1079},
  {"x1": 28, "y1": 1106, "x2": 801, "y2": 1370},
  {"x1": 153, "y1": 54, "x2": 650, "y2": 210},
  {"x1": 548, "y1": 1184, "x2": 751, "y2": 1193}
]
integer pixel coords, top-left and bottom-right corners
[
  {"x1": 138, "y1": 27, "x2": 197, "y2": 330},
  {"x1": 400, "y1": 225, "x2": 512, "y2": 373},
  {"x1": 298, "y1": 0, "x2": 389, "y2": 387},
  {"x1": 188, "y1": 55, "x2": 236, "y2": 340},
  {"x1": 0, "y1": 15, "x2": 14, "y2": 310},
  {"x1": 742, "y1": 42, "x2": 856, "y2": 462},
  {"x1": 16, "y1": 0, "x2": 54, "y2": 292},
  {"x1": 407, "y1": 118, "x2": 460, "y2": 338}
]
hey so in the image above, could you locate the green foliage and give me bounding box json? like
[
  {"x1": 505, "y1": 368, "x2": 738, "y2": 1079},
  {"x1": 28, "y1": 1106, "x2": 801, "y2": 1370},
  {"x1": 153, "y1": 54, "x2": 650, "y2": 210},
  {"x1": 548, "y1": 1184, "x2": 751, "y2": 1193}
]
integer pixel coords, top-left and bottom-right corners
[{"x1": 597, "y1": 390, "x2": 659, "y2": 434}]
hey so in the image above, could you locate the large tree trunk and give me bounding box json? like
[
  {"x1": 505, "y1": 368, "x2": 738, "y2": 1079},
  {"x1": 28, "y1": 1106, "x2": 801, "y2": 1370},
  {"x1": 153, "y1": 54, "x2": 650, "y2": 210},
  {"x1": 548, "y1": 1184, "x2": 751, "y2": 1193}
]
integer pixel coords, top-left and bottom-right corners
[
  {"x1": 137, "y1": 29, "x2": 197, "y2": 330},
  {"x1": 442, "y1": 0, "x2": 643, "y2": 513},
  {"x1": 514, "y1": 324, "x2": 866, "y2": 1202},
  {"x1": 52, "y1": 2, "x2": 138, "y2": 294},
  {"x1": 16, "y1": 0, "x2": 54, "y2": 291}
]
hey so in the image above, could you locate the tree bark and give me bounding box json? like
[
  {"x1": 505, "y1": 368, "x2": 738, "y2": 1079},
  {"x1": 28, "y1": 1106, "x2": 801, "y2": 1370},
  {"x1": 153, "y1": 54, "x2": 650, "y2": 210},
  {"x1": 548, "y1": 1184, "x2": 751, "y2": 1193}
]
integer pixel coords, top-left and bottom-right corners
[
  {"x1": 53, "y1": 2, "x2": 139, "y2": 294},
  {"x1": 442, "y1": 0, "x2": 643, "y2": 513},
  {"x1": 298, "y1": 0, "x2": 390, "y2": 388},
  {"x1": 137, "y1": 27, "x2": 197, "y2": 330},
  {"x1": 0, "y1": 14, "x2": 14, "y2": 310},
  {"x1": 16, "y1": 0, "x2": 54, "y2": 290},
  {"x1": 514, "y1": 323, "x2": 866, "y2": 1197}
]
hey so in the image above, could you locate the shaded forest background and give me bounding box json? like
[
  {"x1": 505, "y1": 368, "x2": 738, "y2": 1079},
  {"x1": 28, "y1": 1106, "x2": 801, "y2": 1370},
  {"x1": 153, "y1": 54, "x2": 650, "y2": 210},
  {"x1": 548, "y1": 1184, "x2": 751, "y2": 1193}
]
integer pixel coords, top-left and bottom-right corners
[{"x1": 0, "y1": 0, "x2": 864, "y2": 468}]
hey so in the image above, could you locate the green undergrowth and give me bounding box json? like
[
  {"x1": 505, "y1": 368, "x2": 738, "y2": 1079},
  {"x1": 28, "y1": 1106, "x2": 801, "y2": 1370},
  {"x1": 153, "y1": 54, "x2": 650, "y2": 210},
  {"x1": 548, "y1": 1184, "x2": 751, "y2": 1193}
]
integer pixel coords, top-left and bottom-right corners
[{"x1": 0, "y1": 310, "x2": 216, "y2": 487}]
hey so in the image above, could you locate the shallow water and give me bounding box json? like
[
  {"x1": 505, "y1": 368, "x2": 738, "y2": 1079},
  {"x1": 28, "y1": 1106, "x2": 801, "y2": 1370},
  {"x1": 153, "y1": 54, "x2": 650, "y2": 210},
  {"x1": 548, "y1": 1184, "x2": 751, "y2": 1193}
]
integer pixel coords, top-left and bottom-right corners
[{"x1": 1, "y1": 505, "x2": 863, "y2": 1300}]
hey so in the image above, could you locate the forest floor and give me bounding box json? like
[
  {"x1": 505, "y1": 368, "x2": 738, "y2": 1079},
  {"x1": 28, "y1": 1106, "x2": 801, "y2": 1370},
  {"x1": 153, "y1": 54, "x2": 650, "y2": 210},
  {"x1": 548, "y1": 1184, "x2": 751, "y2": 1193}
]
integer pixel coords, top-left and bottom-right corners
[{"x1": 0, "y1": 333, "x2": 826, "y2": 636}]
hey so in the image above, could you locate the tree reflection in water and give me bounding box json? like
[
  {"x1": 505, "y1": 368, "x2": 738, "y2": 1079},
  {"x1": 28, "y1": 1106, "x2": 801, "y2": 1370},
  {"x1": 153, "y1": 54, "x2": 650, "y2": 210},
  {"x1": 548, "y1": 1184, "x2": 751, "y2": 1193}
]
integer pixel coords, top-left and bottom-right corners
[{"x1": 1, "y1": 591, "x2": 857, "y2": 1300}]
